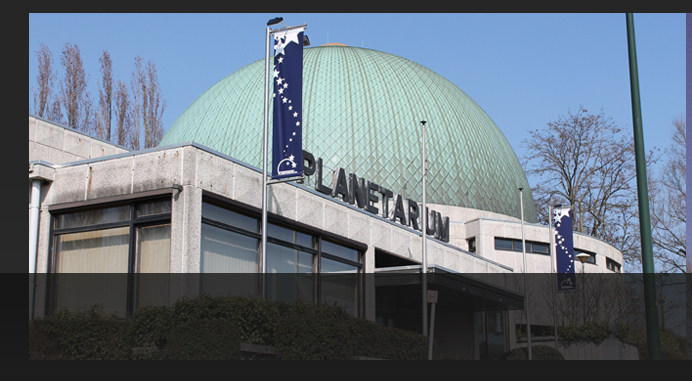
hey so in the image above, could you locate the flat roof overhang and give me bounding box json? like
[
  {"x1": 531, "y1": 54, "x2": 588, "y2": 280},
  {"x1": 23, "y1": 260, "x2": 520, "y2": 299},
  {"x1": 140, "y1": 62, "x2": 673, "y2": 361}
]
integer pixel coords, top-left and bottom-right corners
[{"x1": 374, "y1": 265, "x2": 524, "y2": 312}]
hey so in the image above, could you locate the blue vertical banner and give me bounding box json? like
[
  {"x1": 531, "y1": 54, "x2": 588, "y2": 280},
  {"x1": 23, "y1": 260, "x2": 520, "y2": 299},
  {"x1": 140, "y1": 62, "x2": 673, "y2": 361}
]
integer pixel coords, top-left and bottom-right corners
[
  {"x1": 553, "y1": 206, "x2": 576, "y2": 291},
  {"x1": 271, "y1": 27, "x2": 305, "y2": 179}
]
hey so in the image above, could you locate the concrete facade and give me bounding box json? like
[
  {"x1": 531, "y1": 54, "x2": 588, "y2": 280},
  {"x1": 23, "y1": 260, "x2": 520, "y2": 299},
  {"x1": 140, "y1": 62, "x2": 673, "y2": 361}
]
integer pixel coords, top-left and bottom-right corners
[{"x1": 28, "y1": 115, "x2": 629, "y2": 359}]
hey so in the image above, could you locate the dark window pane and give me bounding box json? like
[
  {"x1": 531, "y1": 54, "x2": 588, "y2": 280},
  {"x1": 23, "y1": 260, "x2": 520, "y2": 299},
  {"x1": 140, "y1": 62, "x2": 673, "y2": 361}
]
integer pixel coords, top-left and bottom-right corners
[
  {"x1": 267, "y1": 243, "x2": 313, "y2": 273},
  {"x1": 296, "y1": 232, "x2": 313, "y2": 249},
  {"x1": 136, "y1": 199, "x2": 171, "y2": 217},
  {"x1": 202, "y1": 202, "x2": 258, "y2": 233},
  {"x1": 494, "y1": 238, "x2": 513, "y2": 251},
  {"x1": 268, "y1": 223, "x2": 294, "y2": 243},
  {"x1": 321, "y1": 240, "x2": 359, "y2": 262},
  {"x1": 56, "y1": 205, "x2": 130, "y2": 229},
  {"x1": 532, "y1": 243, "x2": 549, "y2": 254}
]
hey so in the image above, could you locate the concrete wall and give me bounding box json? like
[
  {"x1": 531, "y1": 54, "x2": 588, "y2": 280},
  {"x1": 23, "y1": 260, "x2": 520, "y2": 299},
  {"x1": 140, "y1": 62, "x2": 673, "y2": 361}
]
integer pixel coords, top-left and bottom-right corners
[
  {"x1": 462, "y1": 218, "x2": 624, "y2": 274},
  {"x1": 29, "y1": 115, "x2": 129, "y2": 164}
]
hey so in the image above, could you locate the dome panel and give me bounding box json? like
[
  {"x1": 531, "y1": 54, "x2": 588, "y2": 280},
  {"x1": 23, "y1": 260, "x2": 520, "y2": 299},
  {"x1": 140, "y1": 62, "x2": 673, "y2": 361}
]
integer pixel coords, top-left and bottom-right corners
[{"x1": 161, "y1": 45, "x2": 537, "y2": 222}]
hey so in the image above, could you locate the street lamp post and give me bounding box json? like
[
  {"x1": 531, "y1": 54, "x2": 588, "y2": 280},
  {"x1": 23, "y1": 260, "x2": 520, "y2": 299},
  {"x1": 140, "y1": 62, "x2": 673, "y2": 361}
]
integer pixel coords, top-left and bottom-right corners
[{"x1": 576, "y1": 253, "x2": 590, "y2": 325}]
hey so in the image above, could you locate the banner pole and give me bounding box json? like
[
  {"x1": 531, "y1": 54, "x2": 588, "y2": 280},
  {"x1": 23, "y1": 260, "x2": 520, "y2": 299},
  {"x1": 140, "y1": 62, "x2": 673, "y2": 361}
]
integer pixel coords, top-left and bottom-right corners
[
  {"x1": 261, "y1": 26, "x2": 271, "y2": 283},
  {"x1": 520, "y1": 188, "x2": 532, "y2": 360}
]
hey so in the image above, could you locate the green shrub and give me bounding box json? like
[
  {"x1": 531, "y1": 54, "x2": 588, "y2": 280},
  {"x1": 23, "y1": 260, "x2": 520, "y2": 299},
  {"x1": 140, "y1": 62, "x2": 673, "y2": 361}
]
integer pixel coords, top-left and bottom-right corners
[
  {"x1": 171, "y1": 294, "x2": 280, "y2": 346},
  {"x1": 30, "y1": 305, "x2": 130, "y2": 360},
  {"x1": 275, "y1": 307, "x2": 353, "y2": 360},
  {"x1": 163, "y1": 319, "x2": 241, "y2": 360},
  {"x1": 346, "y1": 317, "x2": 429, "y2": 360},
  {"x1": 500, "y1": 345, "x2": 565, "y2": 360},
  {"x1": 129, "y1": 305, "x2": 173, "y2": 349},
  {"x1": 558, "y1": 321, "x2": 608, "y2": 345}
]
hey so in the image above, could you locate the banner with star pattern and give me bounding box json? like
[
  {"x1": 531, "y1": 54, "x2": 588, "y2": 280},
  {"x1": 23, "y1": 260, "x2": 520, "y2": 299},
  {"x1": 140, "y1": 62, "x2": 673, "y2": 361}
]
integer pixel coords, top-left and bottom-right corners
[
  {"x1": 271, "y1": 27, "x2": 305, "y2": 179},
  {"x1": 553, "y1": 206, "x2": 577, "y2": 291}
]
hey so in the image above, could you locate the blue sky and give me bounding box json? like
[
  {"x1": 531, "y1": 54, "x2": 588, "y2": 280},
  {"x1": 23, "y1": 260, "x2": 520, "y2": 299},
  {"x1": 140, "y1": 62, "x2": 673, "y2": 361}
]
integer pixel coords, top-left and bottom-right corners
[{"x1": 29, "y1": 13, "x2": 685, "y2": 176}]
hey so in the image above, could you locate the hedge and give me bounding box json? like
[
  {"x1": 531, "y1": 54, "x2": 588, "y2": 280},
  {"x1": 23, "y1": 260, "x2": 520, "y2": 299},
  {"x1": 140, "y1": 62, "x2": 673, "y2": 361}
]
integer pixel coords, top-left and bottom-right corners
[
  {"x1": 163, "y1": 319, "x2": 241, "y2": 360},
  {"x1": 29, "y1": 295, "x2": 431, "y2": 360}
]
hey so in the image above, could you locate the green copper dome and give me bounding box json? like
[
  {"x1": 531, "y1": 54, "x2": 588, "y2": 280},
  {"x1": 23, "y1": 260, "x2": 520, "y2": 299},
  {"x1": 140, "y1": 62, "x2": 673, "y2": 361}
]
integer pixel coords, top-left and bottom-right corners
[{"x1": 161, "y1": 45, "x2": 537, "y2": 222}]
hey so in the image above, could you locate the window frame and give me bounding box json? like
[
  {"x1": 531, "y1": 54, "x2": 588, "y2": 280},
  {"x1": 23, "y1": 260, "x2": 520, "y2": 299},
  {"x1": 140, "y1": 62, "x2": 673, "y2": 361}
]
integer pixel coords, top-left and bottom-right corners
[
  {"x1": 47, "y1": 196, "x2": 172, "y2": 317},
  {"x1": 494, "y1": 237, "x2": 552, "y2": 256},
  {"x1": 200, "y1": 195, "x2": 365, "y2": 316}
]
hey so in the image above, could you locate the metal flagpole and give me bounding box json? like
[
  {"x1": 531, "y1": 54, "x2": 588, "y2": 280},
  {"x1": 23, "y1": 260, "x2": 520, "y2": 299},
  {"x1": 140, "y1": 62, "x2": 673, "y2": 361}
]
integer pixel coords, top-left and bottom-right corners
[
  {"x1": 549, "y1": 205, "x2": 558, "y2": 350},
  {"x1": 421, "y1": 120, "x2": 428, "y2": 337},
  {"x1": 262, "y1": 24, "x2": 272, "y2": 283},
  {"x1": 519, "y1": 188, "x2": 532, "y2": 360},
  {"x1": 625, "y1": 13, "x2": 661, "y2": 360}
]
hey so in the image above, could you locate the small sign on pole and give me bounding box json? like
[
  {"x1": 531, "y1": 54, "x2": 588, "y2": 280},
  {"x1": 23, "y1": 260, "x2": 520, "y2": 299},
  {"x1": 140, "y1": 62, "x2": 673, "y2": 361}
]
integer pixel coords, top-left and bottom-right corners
[{"x1": 427, "y1": 290, "x2": 438, "y2": 304}]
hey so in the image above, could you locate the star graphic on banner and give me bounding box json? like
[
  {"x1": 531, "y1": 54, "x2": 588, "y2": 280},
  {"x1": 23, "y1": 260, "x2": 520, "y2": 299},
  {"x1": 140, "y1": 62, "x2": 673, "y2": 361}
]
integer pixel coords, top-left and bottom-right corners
[
  {"x1": 277, "y1": 56, "x2": 284, "y2": 64},
  {"x1": 293, "y1": 112, "x2": 298, "y2": 117},
  {"x1": 288, "y1": 106, "x2": 292, "y2": 110},
  {"x1": 275, "y1": 29, "x2": 303, "y2": 56},
  {"x1": 296, "y1": 121, "x2": 300, "y2": 126},
  {"x1": 273, "y1": 69, "x2": 279, "y2": 78},
  {"x1": 276, "y1": 77, "x2": 283, "y2": 85}
]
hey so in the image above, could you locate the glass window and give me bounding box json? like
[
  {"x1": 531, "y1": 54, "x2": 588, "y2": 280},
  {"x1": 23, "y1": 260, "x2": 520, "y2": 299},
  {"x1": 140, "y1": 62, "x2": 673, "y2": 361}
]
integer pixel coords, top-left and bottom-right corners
[
  {"x1": 135, "y1": 224, "x2": 171, "y2": 309},
  {"x1": 321, "y1": 257, "x2": 359, "y2": 316},
  {"x1": 137, "y1": 224, "x2": 171, "y2": 273},
  {"x1": 202, "y1": 202, "x2": 258, "y2": 233},
  {"x1": 296, "y1": 231, "x2": 313, "y2": 249},
  {"x1": 494, "y1": 238, "x2": 513, "y2": 251},
  {"x1": 55, "y1": 205, "x2": 130, "y2": 229},
  {"x1": 322, "y1": 240, "x2": 359, "y2": 262},
  {"x1": 201, "y1": 223, "x2": 258, "y2": 273},
  {"x1": 51, "y1": 199, "x2": 171, "y2": 318},
  {"x1": 268, "y1": 223, "x2": 294, "y2": 243},
  {"x1": 56, "y1": 227, "x2": 130, "y2": 273},
  {"x1": 532, "y1": 243, "x2": 549, "y2": 255},
  {"x1": 136, "y1": 200, "x2": 172, "y2": 217}
]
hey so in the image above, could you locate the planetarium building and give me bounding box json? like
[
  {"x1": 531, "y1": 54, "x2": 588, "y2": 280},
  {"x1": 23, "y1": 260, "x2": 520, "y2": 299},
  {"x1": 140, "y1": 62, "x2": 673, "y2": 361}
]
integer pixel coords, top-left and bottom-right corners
[{"x1": 29, "y1": 44, "x2": 626, "y2": 359}]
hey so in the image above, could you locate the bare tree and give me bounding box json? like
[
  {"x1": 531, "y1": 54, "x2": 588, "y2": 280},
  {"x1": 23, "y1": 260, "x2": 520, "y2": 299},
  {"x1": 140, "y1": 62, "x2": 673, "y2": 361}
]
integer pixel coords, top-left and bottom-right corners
[
  {"x1": 32, "y1": 43, "x2": 57, "y2": 119},
  {"x1": 522, "y1": 107, "x2": 649, "y2": 270},
  {"x1": 114, "y1": 79, "x2": 132, "y2": 148},
  {"x1": 46, "y1": 99, "x2": 64, "y2": 125},
  {"x1": 59, "y1": 43, "x2": 90, "y2": 131},
  {"x1": 144, "y1": 60, "x2": 166, "y2": 148},
  {"x1": 128, "y1": 56, "x2": 145, "y2": 150},
  {"x1": 97, "y1": 50, "x2": 114, "y2": 141},
  {"x1": 649, "y1": 118, "x2": 686, "y2": 273}
]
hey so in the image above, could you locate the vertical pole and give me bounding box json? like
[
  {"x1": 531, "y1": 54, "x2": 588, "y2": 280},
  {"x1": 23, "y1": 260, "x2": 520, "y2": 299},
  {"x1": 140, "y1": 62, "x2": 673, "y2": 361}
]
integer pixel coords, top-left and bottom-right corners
[
  {"x1": 29, "y1": 179, "x2": 42, "y2": 320},
  {"x1": 549, "y1": 205, "x2": 558, "y2": 349},
  {"x1": 520, "y1": 188, "x2": 532, "y2": 360},
  {"x1": 261, "y1": 27, "x2": 272, "y2": 286},
  {"x1": 421, "y1": 120, "x2": 428, "y2": 337},
  {"x1": 625, "y1": 13, "x2": 661, "y2": 360},
  {"x1": 428, "y1": 302, "x2": 436, "y2": 360}
]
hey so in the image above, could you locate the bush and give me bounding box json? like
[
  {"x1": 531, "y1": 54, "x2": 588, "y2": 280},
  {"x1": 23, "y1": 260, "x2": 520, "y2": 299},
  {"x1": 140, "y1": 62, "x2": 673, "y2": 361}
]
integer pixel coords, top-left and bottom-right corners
[
  {"x1": 129, "y1": 305, "x2": 174, "y2": 349},
  {"x1": 346, "y1": 317, "x2": 429, "y2": 360},
  {"x1": 500, "y1": 345, "x2": 565, "y2": 360},
  {"x1": 275, "y1": 305, "x2": 353, "y2": 360},
  {"x1": 171, "y1": 294, "x2": 280, "y2": 346},
  {"x1": 558, "y1": 321, "x2": 608, "y2": 345},
  {"x1": 163, "y1": 319, "x2": 241, "y2": 360},
  {"x1": 29, "y1": 305, "x2": 130, "y2": 360},
  {"x1": 30, "y1": 296, "x2": 433, "y2": 361}
]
